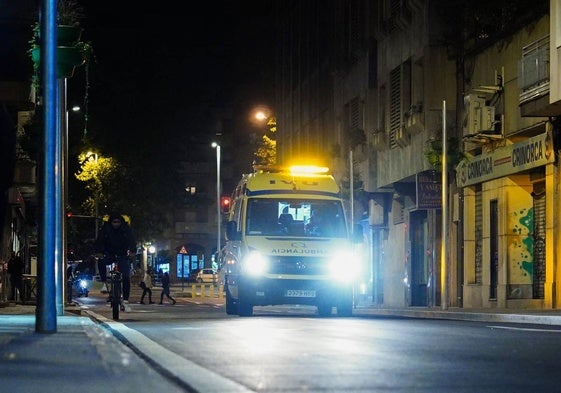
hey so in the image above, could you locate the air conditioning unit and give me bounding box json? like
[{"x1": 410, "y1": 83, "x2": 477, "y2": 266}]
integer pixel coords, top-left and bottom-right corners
[{"x1": 463, "y1": 94, "x2": 495, "y2": 136}]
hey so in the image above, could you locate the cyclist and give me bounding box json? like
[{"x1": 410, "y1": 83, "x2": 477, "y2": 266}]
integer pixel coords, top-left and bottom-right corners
[{"x1": 94, "y1": 211, "x2": 137, "y2": 306}]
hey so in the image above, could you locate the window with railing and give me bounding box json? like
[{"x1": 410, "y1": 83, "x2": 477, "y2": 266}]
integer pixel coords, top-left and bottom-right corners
[{"x1": 518, "y1": 35, "x2": 549, "y2": 104}]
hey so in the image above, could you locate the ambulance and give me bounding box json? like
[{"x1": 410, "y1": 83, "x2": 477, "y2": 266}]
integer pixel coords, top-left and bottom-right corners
[{"x1": 222, "y1": 164, "x2": 362, "y2": 317}]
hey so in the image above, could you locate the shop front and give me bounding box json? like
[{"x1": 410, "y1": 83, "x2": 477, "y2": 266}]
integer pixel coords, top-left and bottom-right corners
[{"x1": 457, "y1": 129, "x2": 558, "y2": 309}]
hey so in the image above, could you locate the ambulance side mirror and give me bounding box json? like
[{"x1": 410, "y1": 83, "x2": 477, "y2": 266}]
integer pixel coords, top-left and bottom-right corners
[{"x1": 225, "y1": 220, "x2": 240, "y2": 241}]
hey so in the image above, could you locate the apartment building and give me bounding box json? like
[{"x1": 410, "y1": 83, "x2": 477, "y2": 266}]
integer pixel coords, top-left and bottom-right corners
[{"x1": 275, "y1": 0, "x2": 560, "y2": 310}]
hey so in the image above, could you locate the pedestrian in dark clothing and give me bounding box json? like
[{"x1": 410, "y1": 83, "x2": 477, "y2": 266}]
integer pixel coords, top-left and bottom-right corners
[
  {"x1": 139, "y1": 267, "x2": 155, "y2": 304},
  {"x1": 66, "y1": 262, "x2": 75, "y2": 302},
  {"x1": 94, "y1": 211, "x2": 136, "y2": 303},
  {"x1": 159, "y1": 271, "x2": 176, "y2": 305},
  {"x1": 8, "y1": 251, "x2": 24, "y2": 302},
  {"x1": 0, "y1": 103, "x2": 16, "y2": 255}
]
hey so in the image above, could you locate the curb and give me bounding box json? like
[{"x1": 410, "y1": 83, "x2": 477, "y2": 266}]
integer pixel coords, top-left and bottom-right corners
[{"x1": 355, "y1": 307, "x2": 561, "y2": 326}]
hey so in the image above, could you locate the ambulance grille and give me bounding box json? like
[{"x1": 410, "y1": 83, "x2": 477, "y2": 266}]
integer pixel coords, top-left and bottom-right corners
[{"x1": 268, "y1": 256, "x2": 327, "y2": 275}]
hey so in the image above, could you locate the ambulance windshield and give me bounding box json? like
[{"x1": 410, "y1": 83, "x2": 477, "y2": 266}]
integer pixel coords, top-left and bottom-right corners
[{"x1": 246, "y1": 199, "x2": 347, "y2": 238}]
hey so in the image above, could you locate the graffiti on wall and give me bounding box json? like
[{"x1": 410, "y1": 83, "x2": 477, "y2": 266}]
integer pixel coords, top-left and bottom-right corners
[{"x1": 510, "y1": 207, "x2": 534, "y2": 281}]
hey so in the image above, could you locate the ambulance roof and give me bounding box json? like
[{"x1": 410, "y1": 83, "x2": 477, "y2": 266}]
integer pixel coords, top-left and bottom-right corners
[{"x1": 236, "y1": 165, "x2": 340, "y2": 198}]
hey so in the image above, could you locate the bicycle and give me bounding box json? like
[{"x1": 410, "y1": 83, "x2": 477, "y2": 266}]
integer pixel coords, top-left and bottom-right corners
[
  {"x1": 99, "y1": 253, "x2": 133, "y2": 320},
  {"x1": 108, "y1": 269, "x2": 123, "y2": 320}
]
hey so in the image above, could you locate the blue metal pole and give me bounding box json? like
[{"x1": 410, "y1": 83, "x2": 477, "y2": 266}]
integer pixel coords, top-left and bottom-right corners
[
  {"x1": 55, "y1": 78, "x2": 65, "y2": 316},
  {"x1": 36, "y1": 0, "x2": 58, "y2": 333},
  {"x1": 61, "y1": 78, "x2": 69, "y2": 312}
]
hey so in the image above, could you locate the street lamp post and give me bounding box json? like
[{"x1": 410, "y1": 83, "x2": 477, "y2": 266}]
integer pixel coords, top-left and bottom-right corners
[{"x1": 211, "y1": 142, "x2": 221, "y2": 258}]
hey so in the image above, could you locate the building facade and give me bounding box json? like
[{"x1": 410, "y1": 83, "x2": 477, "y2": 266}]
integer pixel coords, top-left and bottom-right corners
[
  {"x1": 275, "y1": 0, "x2": 560, "y2": 310},
  {"x1": 0, "y1": 0, "x2": 39, "y2": 300}
]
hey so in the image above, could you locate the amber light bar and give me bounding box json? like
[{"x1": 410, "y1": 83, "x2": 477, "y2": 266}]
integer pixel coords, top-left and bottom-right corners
[{"x1": 289, "y1": 165, "x2": 329, "y2": 175}]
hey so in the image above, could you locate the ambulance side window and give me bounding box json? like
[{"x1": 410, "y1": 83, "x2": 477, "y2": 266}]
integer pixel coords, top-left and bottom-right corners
[
  {"x1": 233, "y1": 200, "x2": 242, "y2": 231},
  {"x1": 225, "y1": 199, "x2": 242, "y2": 240}
]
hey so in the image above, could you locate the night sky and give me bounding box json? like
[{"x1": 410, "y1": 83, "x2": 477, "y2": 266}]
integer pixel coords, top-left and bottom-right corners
[
  {"x1": 0, "y1": 1, "x2": 278, "y2": 247},
  {"x1": 69, "y1": 1, "x2": 276, "y2": 158}
]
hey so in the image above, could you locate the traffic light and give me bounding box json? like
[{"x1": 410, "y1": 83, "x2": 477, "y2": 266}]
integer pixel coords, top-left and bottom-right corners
[
  {"x1": 66, "y1": 210, "x2": 73, "y2": 219},
  {"x1": 220, "y1": 196, "x2": 232, "y2": 213}
]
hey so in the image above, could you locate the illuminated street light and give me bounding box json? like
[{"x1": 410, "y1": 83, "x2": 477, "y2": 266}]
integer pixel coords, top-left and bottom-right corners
[
  {"x1": 211, "y1": 142, "x2": 221, "y2": 257},
  {"x1": 255, "y1": 111, "x2": 267, "y2": 121},
  {"x1": 251, "y1": 106, "x2": 274, "y2": 125}
]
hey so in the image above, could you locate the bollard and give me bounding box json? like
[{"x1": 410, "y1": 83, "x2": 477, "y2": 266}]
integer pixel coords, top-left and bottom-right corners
[
  {"x1": 190, "y1": 283, "x2": 202, "y2": 298},
  {"x1": 188, "y1": 283, "x2": 225, "y2": 299}
]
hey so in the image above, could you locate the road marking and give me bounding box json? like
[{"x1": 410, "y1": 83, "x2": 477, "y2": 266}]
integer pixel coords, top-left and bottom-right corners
[
  {"x1": 86, "y1": 310, "x2": 255, "y2": 392},
  {"x1": 488, "y1": 325, "x2": 561, "y2": 333}
]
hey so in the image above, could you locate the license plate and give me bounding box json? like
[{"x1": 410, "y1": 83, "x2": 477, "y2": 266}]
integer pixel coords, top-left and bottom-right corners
[{"x1": 285, "y1": 289, "x2": 316, "y2": 298}]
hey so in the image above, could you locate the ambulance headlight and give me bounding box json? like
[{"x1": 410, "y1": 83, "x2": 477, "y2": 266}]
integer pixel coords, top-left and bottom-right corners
[
  {"x1": 328, "y1": 250, "x2": 360, "y2": 282},
  {"x1": 244, "y1": 250, "x2": 268, "y2": 276}
]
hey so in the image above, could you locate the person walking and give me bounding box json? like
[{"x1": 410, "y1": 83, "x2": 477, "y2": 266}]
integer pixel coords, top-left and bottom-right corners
[
  {"x1": 159, "y1": 270, "x2": 176, "y2": 305},
  {"x1": 94, "y1": 211, "x2": 137, "y2": 306},
  {"x1": 139, "y1": 267, "x2": 155, "y2": 304},
  {"x1": 7, "y1": 251, "x2": 24, "y2": 302}
]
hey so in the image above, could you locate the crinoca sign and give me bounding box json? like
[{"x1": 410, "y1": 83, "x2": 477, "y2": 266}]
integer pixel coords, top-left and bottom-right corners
[{"x1": 456, "y1": 130, "x2": 554, "y2": 187}]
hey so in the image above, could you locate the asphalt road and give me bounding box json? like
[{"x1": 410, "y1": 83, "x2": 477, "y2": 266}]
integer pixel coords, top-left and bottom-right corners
[{"x1": 78, "y1": 291, "x2": 561, "y2": 392}]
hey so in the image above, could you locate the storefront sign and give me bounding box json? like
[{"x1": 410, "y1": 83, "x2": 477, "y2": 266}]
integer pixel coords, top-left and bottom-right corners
[
  {"x1": 416, "y1": 170, "x2": 442, "y2": 209},
  {"x1": 456, "y1": 131, "x2": 554, "y2": 187}
]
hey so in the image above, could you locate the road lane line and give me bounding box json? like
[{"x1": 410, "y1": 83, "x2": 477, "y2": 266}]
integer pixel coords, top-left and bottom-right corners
[
  {"x1": 85, "y1": 310, "x2": 255, "y2": 393},
  {"x1": 488, "y1": 325, "x2": 561, "y2": 333}
]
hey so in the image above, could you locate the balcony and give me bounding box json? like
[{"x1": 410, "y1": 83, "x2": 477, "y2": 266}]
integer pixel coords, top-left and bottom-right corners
[{"x1": 518, "y1": 35, "x2": 561, "y2": 116}]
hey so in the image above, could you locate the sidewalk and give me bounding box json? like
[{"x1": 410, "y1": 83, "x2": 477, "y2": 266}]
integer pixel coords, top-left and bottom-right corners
[
  {"x1": 353, "y1": 304, "x2": 561, "y2": 326},
  {"x1": 4, "y1": 299, "x2": 561, "y2": 325},
  {"x1": 2, "y1": 287, "x2": 561, "y2": 393},
  {"x1": 0, "y1": 303, "x2": 190, "y2": 393}
]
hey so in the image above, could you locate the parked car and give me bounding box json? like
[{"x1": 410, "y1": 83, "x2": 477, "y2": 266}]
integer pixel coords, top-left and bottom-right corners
[{"x1": 196, "y1": 268, "x2": 217, "y2": 283}]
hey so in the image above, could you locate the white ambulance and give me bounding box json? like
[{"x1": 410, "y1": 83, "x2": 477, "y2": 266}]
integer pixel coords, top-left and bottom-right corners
[{"x1": 222, "y1": 165, "x2": 362, "y2": 317}]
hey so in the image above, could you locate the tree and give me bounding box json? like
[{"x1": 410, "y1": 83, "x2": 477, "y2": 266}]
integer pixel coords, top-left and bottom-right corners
[
  {"x1": 254, "y1": 134, "x2": 277, "y2": 166},
  {"x1": 423, "y1": 137, "x2": 464, "y2": 171},
  {"x1": 74, "y1": 152, "x2": 116, "y2": 217},
  {"x1": 253, "y1": 116, "x2": 277, "y2": 166}
]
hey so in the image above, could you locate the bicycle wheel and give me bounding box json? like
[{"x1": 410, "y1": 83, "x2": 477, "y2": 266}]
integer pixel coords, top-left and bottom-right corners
[{"x1": 111, "y1": 280, "x2": 120, "y2": 320}]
